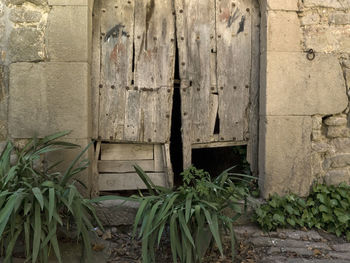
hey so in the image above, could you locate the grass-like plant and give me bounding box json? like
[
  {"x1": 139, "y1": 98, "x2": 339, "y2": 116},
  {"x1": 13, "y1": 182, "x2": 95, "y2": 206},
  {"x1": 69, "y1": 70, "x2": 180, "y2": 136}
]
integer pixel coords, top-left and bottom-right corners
[
  {"x1": 129, "y1": 165, "x2": 254, "y2": 263},
  {"x1": 0, "y1": 131, "x2": 102, "y2": 263}
]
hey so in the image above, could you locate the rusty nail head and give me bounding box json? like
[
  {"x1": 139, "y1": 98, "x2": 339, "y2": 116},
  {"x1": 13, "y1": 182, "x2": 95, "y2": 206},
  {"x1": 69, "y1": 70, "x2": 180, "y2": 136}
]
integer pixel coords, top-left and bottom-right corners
[
  {"x1": 110, "y1": 136, "x2": 113, "y2": 140},
  {"x1": 127, "y1": 0, "x2": 131, "y2": 4},
  {"x1": 134, "y1": 86, "x2": 138, "y2": 90},
  {"x1": 197, "y1": 88, "x2": 200, "y2": 91},
  {"x1": 148, "y1": 138, "x2": 152, "y2": 142},
  {"x1": 102, "y1": 8, "x2": 106, "y2": 12},
  {"x1": 111, "y1": 85, "x2": 115, "y2": 89},
  {"x1": 126, "y1": 86, "x2": 129, "y2": 90},
  {"x1": 184, "y1": 112, "x2": 187, "y2": 116},
  {"x1": 196, "y1": 138, "x2": 200, "y2": 142},
  {"x1": 101, "y1": 32, "x2": 105, "y2": 36},
  {"x1": 181, "y1": 62, "x2": 185, "y2": 66},
  {"x1": 182, "y1": 88, "x2": 186, "y2": 92},
  {"x1": 245, "y1": 85, "x2": 249, "y2": 89},
  {"x1": 220, "y1": 86, "x2": 223, "y2": 90},
  {"x1": 115, "y1": 5, "x2": 118, "y2": 8},
  {"x1": 246, "y1": 8, "x2": 250, "y2": 12},
  {"x1": 218, "y1": 35, "x2": 222, "y2": 38},
  {"x1": 233, "y1": 137, "x2": 236, "y2": 141},
  {"x1": 181, "y1": 37, "x2": 184, "y2": 40},
  {"x1": 179, "y1": 9, "x2": 183, "y2": 13},
  {"x1": 166, "y1": 114, "x2": 170, "y2": 118},
  {"x1": 99, "y1": 84, "x2": 103, "y2": 88},
  {"x1": 137, "y1": 35, "x2": 141, "y2": 39},
  {"x1": 211, "y1": 87, "x2": 215, "y2": 90},
  {"x1": 153, "y1": 37, "x2": 157, "y2": 41},
  {"x1": 234, "y1": 86, "x2": 237, "y2": 89},
  {"x1": 127, "y1": 34, "x2": 130, "y2": 38},
  {"x1": 232, "y1": 3, "x2": 236, "y2": 7},
  {"x1": 171, "y1": 38, "x2": 174, "y2": 42},
  {"x1": 167, "y1": 89, "x2": 171, "y2": 93},
  {"x1": 220, "y1": 137, "x2": 224, "y2": 141},
  {"x1": 98, "y1": 136, "x2": 102, "y2": 140},
  {"x1": 172, "y1": 11, "x2": 176, "y2": 15}
]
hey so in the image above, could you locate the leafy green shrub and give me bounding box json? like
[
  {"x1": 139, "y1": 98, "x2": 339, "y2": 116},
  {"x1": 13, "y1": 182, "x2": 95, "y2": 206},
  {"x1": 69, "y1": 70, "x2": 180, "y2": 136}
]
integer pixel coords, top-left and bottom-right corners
[
  {"x1": 129, "y1": 165, "x2": 254, "y2": 263},
  {"x1": 0, "y1": 131, "x2": 102, "y2": 263},
  {"x1": 254, "y1": 183, "x2": 350, "y2": 240}
]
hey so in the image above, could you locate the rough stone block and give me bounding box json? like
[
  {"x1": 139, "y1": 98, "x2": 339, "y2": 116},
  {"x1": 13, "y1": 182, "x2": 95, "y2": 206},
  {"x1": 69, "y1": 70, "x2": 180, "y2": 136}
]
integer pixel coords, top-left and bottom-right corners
[
  {"x1": 8, "y1": 27, "x2": 45, "y2": 62},
  {"x1": 300, "y1": 11, "x2": 321, "y2": 25},
  {"x1": 324, "y1": 115, "x2": 348, "y2": 126},
  {"x1": 303, "y1": 25, "x2": 350, "y2": 53},
  {"x1": 329, "y1": 12, "x2": 350, "y2": 25},
  {"x1": 259, "y1": 116, "x2": 312, "y2": 198},
  {"x1": 330, "y1": 154, "x2": 350, "y2": 168},
  {"x1": 263, "y1": 52, "x2": 348, "y2": 115},
  {"x1": 327, "y1": 125, "x2": 350, "y2": 138},
  {"x1": 311, "y1": 153, "x2": 324, "y2": 177},
  {"x1": 333, "y1": 138, "x2": 350, "y2": 152},
  {"x1": 46, "y1": 6, "x2": 88, "y2": 61},
  {"x1": 9, "y1": 62, "x2": 90, "y2": 139},
  {"x1": 6, "y1": 0, "x2": 47, "y2": 6},
  {"x1": 9, "y1": 6, "x2": 42, "y2": 23},
  {"x1": 312, "y1": 115, "x2": 323, "y2": 130},
  {"x1": 324, "y1": 169, "x2": 350, "y2": 185},
  {"x1": 266, "y1": 0, "x2": 299, "y2": 11},
  {"x1": 267, "y1": 11, "x2": 302, "y2": 52},
  {"x1": 303, "y1": 0, "x2": 350, "y2": 9},
  {"x1": 311, "y1": 142, "x2": 332, "y2": 153}
]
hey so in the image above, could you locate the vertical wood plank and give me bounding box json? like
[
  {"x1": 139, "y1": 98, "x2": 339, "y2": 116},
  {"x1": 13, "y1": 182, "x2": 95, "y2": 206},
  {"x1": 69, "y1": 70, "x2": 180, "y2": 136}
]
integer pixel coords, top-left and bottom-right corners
[
  {"x1": 163, "y1": 143, "x2": 174, "y2": 187},
  {"x1": 91, "y1": 140, "x2": 101, "y2": 197},
  {"x1": 92, "y1": 0, "x2": 101, "y2": 139},
  {"x1": 216, "y1": 0, "x2": 252, "y2": 142},
  {"x1": 247, "y1": 0, "x2": 260, "y2": 176},
  {"x1": 154, "y1": 144, "x2": 164, "y2": 172},
  {"x1": 99, "y1": 0, "x2": 134, "y2": 140},
  {"x1": 134, "y1": 0, "x2": 175, "y2": 143}
]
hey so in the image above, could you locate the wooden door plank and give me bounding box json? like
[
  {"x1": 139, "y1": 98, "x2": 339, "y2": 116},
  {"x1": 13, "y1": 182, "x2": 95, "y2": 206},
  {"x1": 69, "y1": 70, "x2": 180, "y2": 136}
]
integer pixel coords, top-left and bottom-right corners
[
  {"x1": 100, "y1": 143, "x2": 154, "y2": 161},
  {"x1": 92, "y1": 0, "x2": 101, "y2": 139},
  {"x1": 154, "y1": 144, "x2": 164, "y2": 172},
  {"x1": 99, "y1": 172, "x2": 166, "y2": 190},
  {"x1": 216, "y1": 0, "x2": 252, "y2": 142},
  {"x1": 163, "y1": 143, "x2": 173, "y2": 187},
  {"x1": 99, "y1": 0, "x2": 134, "y2": 140},
  {"x1": 247, "y1": 0, "x2": 260, "y2": 176},
  {"x1": 124, "y1": 90, "x2": 141, "y2": 141},
  {"x1": 98, "y1": 160, "x2": 155, "y2": 173},
  {"x1": 134, "y1": 0, "x2": 175, "y2": 143},
  {"x1": 91, "y1": 140, "x2": 101, "y2": 197},
  {"x1": 176, "y1": 0, "x2": 216, "y2": 144}
]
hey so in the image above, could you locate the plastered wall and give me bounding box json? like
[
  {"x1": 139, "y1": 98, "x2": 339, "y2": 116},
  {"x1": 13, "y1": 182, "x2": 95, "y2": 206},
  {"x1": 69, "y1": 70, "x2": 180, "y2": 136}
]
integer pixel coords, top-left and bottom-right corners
[{"x1": 1, "y1": 0, "x2": 350, "y2": 198}]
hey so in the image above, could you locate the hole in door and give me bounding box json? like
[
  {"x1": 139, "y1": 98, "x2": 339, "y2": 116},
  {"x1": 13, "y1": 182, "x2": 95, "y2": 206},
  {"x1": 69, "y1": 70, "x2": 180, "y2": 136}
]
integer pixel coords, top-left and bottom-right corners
[{"x1": 191, "y1": 145, "x2": 250, "y2": 177}]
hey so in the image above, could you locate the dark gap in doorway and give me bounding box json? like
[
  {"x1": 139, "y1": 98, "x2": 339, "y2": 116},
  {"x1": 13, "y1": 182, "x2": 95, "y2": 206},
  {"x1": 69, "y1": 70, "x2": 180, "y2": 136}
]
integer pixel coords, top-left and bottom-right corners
[
  {"x1": 191, "y1": 145, "x2": 250, "y2": 177},
  {"x1": 170, "y1": 37, "x2": 183, "y2": 186}
]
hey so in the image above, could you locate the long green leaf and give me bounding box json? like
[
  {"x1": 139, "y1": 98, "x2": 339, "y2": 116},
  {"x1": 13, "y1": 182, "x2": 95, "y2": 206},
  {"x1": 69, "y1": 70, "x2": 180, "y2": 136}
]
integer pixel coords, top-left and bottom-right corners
[
  {"x1": 49, "y1": 188, "x2": 55, "y2": 222},
  {"x1": 203, "y1": 207, "x2": 223, "y2": 256},
  {"x1": 170, "y1": 213, "x2": 179, "y2": 263},
  {"x1": 32, "y1": 187, "x2": 44, "y2": 210},
  {"x1": 185, "y1": 192, "x2": 193, "y2": 223},
  {"x1": 178, "y1": 210, "x2": 195, "y2": 247},
  {"x1": 4, "y1": 226, "x2": 22, "y2": 263},
  {"x1": 133, "y1": 199, "x2": 149, "y2": 236},
  {"x1": 0, "y1": 194, "x2": 18, "y2": 238},
  {"x1": 32, "y1": 202, "x2": 41, "y2": 262},
  {"x1": 134, "y1": 164, "x2": 157, "y2": 195}
]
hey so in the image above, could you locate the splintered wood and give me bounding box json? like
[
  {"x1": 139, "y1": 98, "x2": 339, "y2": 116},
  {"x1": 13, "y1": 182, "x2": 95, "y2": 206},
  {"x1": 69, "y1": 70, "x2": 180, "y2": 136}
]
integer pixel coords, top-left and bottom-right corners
[{"x1": 98, "y1": 0, "x2": 175, "y2": 143}]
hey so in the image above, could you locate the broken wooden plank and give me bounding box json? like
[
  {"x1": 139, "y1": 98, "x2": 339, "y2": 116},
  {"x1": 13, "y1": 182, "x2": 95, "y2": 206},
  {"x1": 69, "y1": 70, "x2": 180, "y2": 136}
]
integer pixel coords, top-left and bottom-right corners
[
  {"x1": 216, "y1": 0, "x2": 252, "y2": 142},
  {"x1": 99, "y1": 0, "x2": 134, "y2": 140},
  {"x1": 99, "y1": 172, "x2": 166, "y2": 190},
  {"x1": 98, "y1": 160, "x2": 156, "y2": 173},
  {"x1": 100, "y1": 143, "x2": 154, "y2": 161}
]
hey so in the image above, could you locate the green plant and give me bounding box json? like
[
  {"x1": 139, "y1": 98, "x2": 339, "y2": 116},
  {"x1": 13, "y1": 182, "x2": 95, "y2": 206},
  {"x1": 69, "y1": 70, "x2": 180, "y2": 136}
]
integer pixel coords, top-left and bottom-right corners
[
  {"x1": 129, "y1": 165, "x2": 254, "y2": 263},
  {"x1": 0, "y1": 131, "x2": 102, "y2": 263},
  {"x1": 254, "y1": 183, "x2": 350, "y2": 240}
]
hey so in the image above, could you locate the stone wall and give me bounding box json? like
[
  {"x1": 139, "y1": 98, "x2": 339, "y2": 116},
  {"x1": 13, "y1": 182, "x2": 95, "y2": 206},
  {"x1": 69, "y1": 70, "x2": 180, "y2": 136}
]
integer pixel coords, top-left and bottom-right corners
[
  {"x1": 259, "y1": 0, "x2": 350, "y2": 198},
  {"x1": 0, "y1": 0, "x2": 92, "y2": 195},
  {"x1": 2, "y1": 0, "x2": 350, "y2": 198}
]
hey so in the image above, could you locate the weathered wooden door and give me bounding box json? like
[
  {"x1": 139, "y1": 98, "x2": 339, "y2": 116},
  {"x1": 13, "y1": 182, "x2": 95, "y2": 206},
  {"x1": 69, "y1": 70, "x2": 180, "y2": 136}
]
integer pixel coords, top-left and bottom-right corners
[
  {"x1": 92, "y1": 0, "x2": 175, "y2": 192},
  {"x1": 175, "y1": 0, "x2": 260, "y2": 169}
]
